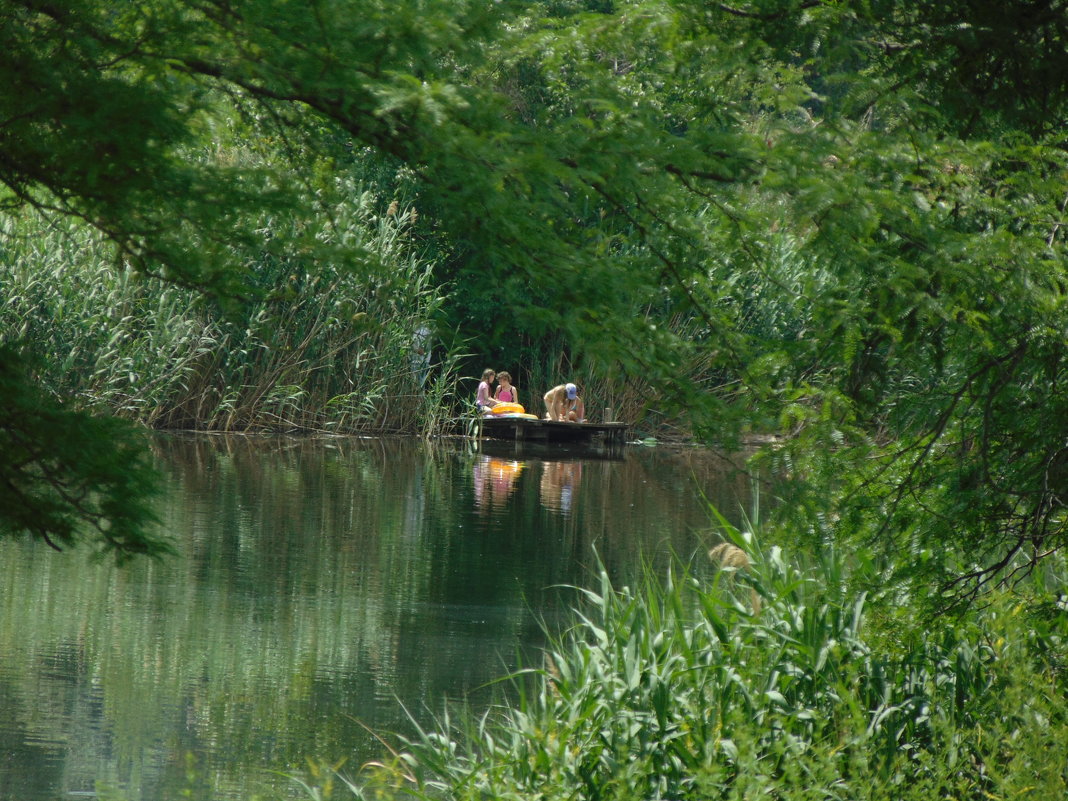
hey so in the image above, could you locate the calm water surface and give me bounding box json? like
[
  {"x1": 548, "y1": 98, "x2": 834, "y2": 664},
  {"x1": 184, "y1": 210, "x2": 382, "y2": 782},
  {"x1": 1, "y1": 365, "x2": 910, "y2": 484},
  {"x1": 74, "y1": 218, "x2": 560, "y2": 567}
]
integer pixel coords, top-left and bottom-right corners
[{"x1": 0, "y1": 434, "x2": 754, "y2": 800}]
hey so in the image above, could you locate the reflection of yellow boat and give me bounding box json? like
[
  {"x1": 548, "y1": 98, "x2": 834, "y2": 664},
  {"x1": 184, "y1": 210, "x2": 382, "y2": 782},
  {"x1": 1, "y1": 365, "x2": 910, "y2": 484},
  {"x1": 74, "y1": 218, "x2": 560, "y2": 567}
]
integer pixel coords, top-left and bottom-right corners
[
  {"x1": 487, "y1": 458, "x2": 524, "y2": 478},
  {"x1": 473, "y1": 456, "x2": 526, "y2": 511}
]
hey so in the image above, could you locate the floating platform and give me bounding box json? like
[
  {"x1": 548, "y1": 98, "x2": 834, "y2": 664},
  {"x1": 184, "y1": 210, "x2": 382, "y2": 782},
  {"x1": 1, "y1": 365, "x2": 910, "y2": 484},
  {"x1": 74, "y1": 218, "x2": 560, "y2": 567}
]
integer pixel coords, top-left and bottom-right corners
[{"x1": 480, "y1": 416, "x2": 629, "y2": 448}]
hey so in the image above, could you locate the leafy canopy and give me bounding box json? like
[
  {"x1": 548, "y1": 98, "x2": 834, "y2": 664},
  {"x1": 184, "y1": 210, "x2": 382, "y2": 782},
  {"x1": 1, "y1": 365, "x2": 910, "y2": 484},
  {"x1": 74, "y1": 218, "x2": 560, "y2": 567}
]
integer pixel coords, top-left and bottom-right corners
[{"x1": 1, "y1": 0, "x2": 1067, "y2": 600}]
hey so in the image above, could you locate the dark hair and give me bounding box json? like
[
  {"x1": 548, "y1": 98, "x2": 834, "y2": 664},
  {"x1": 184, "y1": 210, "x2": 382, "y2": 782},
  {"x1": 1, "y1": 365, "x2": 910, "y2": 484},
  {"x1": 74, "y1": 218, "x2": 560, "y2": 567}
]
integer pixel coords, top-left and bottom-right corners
[{"x1": 481, "y1": 368, "x2": 496, "y2": 380}]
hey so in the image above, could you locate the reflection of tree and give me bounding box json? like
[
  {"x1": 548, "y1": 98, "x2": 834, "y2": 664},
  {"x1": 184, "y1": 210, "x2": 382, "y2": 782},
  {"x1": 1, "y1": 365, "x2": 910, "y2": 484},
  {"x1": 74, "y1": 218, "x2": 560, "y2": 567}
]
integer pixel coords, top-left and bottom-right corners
[
  {"x1": 539, "y1": 461, "x2": 583, "y2": 516},
  {"x1": 473, "y1": 456, "x2": 525, "y2": 513},
  {"x1": 0, "y1": 675, "x2": 64, "y2": 799},
  {"x1": 0, "y1": 435, "x2": 513, "y2": 800}
]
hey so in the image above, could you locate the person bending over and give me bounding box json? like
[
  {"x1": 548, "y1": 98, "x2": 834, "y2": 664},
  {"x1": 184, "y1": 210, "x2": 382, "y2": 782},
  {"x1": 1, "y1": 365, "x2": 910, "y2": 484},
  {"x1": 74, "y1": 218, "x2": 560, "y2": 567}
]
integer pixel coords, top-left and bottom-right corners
[{"x1": 543, "y1": 382, "x2": 584, "y2": 422}]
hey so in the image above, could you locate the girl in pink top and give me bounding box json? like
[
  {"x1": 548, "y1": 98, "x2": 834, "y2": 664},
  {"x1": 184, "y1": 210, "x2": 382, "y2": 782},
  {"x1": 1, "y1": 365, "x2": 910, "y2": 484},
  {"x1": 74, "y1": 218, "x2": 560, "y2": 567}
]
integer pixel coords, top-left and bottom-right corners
[{"x1": 494, "y1": 371, "x2": 518, "y2": 405}]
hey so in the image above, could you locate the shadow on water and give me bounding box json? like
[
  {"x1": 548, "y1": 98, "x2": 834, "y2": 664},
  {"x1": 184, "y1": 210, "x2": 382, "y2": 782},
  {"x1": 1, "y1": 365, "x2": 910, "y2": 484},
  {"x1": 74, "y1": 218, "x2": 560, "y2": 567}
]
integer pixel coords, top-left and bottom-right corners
[{"x1": 0, "y1": 433, "x2": 759, "y2": 801}]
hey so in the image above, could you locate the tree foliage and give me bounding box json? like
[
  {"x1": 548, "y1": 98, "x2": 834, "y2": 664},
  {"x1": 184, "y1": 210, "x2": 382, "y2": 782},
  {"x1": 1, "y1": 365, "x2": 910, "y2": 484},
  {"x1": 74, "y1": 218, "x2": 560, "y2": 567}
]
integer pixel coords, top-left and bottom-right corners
[
  {"x1": 0, "y1": 345, "x2": 167, "y2": 560},
  {"x1": 1, "y1": 0, "x2": 1067, "y2": 599}
]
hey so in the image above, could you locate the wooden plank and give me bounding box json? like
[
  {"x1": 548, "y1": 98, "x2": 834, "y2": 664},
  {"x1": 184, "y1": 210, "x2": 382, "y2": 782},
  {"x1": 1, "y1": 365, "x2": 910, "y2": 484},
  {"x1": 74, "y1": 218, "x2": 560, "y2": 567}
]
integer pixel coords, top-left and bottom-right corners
[{"x1": 480, "y1": 417, "x2": 629, "y2": 447}]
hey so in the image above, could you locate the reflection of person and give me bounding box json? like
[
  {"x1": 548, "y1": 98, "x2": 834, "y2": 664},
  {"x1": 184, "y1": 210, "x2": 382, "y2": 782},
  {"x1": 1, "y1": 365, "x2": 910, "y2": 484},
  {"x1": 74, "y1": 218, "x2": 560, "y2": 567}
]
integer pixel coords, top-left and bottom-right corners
[
  {"x1": 539, "y1": 460, "x2": 582, "y2": 515},
  {"x1": 476, "y1": 369, "x2": 497, "y2": 412},
  {"x1": 472, "y1": 456, "x2": 486, "y2": 509},
  {"x1": 543, "y1": 382, "x2": 585, "y2": 422},
  {"x1": 494, "y1": 371, "x2": 519, "y2": 404}
]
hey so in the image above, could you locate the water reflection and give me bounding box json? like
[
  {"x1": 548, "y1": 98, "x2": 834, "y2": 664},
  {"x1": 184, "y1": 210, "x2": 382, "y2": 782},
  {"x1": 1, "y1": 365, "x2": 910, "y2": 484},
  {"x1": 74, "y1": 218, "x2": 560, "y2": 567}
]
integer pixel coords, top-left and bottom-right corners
[
  {"x1": 539, "y1": 461, "x2": 582, "y2": 516},
  {"x1": 0, "y1": 434, "x2": 757, "y2": 801},
  {"x1": 473, "y1": 456, "x2": 526, "y2": 512}
]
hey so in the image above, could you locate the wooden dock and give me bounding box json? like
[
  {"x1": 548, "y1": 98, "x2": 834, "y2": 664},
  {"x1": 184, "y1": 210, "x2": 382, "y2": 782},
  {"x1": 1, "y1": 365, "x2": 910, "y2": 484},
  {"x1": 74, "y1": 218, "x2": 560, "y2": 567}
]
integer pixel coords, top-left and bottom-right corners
[
  {"x1": 480, "y1": 416, "x2": 629, "y2": 448},
  {"x1": 479, "y1": 436, "x2": 626, "y2": 461}
]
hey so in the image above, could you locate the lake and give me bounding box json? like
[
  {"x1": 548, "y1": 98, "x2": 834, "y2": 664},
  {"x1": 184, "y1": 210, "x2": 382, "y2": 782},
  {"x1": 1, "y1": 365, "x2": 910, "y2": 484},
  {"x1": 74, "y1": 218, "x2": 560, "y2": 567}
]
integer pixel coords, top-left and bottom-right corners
[{"x1": 0, "y1": 433, "x2": 756, "y2": 800}]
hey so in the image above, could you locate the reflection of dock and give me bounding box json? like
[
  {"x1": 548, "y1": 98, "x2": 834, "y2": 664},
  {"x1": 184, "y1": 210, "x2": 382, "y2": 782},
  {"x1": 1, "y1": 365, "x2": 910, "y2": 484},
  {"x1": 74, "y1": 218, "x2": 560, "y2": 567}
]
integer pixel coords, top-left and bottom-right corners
[{"x1": 481, "y1": 417, "x2": 629, "y2": 448}]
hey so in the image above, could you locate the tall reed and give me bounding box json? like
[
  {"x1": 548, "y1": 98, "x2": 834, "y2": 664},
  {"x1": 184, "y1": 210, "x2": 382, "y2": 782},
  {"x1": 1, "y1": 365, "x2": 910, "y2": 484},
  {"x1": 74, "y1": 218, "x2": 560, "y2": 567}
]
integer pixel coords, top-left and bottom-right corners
[{"x1": 0, "y1": 200, "x2": 459, "y2": 435}]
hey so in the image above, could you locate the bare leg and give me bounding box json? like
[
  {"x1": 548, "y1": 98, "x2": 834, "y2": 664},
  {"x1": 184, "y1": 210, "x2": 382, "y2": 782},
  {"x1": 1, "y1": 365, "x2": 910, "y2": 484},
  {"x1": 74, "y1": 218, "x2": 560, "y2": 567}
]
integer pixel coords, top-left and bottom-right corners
[{"x1": 543, "y1": 392, "x2": 556, "y2": 421}]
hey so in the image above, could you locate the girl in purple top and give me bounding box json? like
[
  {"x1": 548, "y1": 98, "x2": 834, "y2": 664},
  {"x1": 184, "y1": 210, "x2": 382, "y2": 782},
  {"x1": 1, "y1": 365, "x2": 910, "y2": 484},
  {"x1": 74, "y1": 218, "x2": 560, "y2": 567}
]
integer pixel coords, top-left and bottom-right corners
[{"x1": 476, "y1": 368, "x2": 497, "y2": 411}]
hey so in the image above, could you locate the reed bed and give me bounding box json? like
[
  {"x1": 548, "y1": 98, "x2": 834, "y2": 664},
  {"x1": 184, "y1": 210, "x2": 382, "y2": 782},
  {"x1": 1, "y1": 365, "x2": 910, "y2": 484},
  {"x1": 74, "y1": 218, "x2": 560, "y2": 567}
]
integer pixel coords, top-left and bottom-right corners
[
  {"x1": 2, "y1": 204, "x2": 731, "y2": 440},
  {"x1": 0, "y1": 204, "x2": 460, "y2": 436},
  {"x1": 309, "y1": 516, "x2": 1068, "y2": 801}
]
